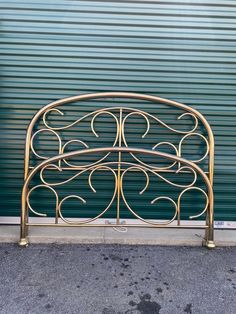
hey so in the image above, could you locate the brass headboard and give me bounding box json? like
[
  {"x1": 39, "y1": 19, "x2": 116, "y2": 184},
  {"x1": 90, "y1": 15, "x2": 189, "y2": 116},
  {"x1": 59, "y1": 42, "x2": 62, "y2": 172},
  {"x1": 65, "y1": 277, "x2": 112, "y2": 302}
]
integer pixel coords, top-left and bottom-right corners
[{"x1": 19, "y1": 92, "x2": 215, "y2": 248}]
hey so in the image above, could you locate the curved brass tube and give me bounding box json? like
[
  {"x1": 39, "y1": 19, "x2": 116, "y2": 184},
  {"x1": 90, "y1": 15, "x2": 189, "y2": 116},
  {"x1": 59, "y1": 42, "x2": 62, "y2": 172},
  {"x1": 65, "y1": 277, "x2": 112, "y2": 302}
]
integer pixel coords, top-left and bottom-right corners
[
  {"x1": 21, "y1": 93, "x2": 214, "y2": 249},
  {"x1": 24, "y1": 92, "x2": 214, "y2": 182},
  {"x1": 20, "y1": 147, "x2": 214, "y2": 248}
]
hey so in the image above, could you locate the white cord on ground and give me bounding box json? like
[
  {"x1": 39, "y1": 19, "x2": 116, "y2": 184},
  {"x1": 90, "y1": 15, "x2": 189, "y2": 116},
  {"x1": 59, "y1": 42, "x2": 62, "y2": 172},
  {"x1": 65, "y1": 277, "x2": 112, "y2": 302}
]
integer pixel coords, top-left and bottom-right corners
[{"x1": 105, "y1": 220, "x2": 128, "y2": 233}]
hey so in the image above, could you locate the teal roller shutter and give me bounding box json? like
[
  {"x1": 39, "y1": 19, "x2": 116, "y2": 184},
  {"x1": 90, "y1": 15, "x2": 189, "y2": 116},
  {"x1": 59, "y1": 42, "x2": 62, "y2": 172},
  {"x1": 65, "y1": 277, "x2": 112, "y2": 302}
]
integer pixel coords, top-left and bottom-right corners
[{"x1": 0, "y1": 0, "x2": 235, "y2": 221}]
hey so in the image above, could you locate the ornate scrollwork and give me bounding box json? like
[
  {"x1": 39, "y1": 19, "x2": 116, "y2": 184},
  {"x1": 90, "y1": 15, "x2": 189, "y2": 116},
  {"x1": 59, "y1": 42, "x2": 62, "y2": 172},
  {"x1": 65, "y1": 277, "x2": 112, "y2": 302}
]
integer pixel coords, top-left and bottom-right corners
[
  {"x1": 31, "y1": 106, "x2": 208, "y2": 172},
  {"x1": 32, "y1": 108, "x2": 120, "y2": 168},
  {"x1": 31, "y1": 128, "x2": 62, "y2": 160},
  {"x1": 119, "y1": 164, "x2": 206, "y2": 225},
  {"x1": 179, "y1": 132, "x2": 209, "y2": 163},
  {"x1": 28, "y1": 163, "x2": 118, "y2": 224},
  {"x1": 27, "y1": 103, "x2": 210, "y2": 226},
  {"x1": 21, "y1": 92, "x2": 215, "y2": 248},
  {"x1": 26, "y1": 184, "x2": 58, "y2": 217},
  {"x1": 178, "y1": 187, "x2": 209, "y2": 220},
  {"x1": 27, "y1": 159, "x2": 208, "y2": 227}
]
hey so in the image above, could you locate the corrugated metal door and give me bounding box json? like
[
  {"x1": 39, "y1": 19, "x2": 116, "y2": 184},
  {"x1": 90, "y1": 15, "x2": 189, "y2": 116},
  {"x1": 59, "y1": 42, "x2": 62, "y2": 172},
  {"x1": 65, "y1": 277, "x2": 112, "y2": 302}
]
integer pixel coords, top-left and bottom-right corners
[{"x1": 1, "y1": 0, "x2": 235, "y2": 221}]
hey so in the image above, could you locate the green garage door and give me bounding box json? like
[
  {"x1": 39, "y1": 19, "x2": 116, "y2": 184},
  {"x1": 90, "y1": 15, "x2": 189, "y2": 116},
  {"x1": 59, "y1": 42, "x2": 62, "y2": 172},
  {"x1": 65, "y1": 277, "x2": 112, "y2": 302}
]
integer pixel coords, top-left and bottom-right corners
[{"x1": 0, "y1": 0, "x2": 236, "y2": 221}]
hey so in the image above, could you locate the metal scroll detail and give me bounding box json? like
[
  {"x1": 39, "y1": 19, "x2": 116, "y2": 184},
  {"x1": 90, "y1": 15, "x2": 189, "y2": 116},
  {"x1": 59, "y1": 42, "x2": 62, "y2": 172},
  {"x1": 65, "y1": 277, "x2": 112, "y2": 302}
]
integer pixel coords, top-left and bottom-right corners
[
  {"x1": 27, "y1": 107, "x2": 211, "y2": 225},
  {"x1": 26, "y1": 159, "x2": 208, "y2": 227},
  {"x1": 30, "y1": 106, "x2": 209, "y2": 169},
  {"x1": 20, "y1": 92, "x2": 215, "y2": 248}
]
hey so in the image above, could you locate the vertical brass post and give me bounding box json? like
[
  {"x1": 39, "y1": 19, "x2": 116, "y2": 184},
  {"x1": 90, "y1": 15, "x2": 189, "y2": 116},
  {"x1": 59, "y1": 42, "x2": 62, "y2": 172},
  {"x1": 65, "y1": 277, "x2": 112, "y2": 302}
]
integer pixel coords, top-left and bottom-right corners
[
  {"x1": 19, "y1": 125, "x2": 32, "y2": 246},
  {"x1": 19, "y1": 185, "x2": 29, "y2": 246},
  {"x1": 205, "y1": 128, "x2": 215, "y2": 248},
  {"x1": 205, "y1": 191, "x2": 215, "y2": 249},
  {"x1": 116, "y1": 108, "x2": 123, "y2": 224}
]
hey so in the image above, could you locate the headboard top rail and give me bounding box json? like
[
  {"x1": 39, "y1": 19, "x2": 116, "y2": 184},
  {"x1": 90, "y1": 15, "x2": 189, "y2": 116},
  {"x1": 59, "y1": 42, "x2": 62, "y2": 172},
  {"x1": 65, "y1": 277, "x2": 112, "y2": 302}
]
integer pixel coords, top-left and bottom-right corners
[{"x1": 25, "y1": 92, "x2": 214, "y2": 181}]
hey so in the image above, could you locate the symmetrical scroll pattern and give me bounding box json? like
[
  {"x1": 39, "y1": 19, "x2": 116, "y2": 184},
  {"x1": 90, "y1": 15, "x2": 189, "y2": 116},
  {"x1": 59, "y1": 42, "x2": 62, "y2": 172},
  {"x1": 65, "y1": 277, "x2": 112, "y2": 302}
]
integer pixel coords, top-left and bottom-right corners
[
  {"x1": 19, "y1": 93, "x2": 215, "y2": 249},
  {"x1": 27, "y1": 159, "x2": 209, "y2": 225},
  {"x1": 31, "y1": 107, "x2": 209, "y2": 169},
  {"x1": 25, "y1": 104, "x2": 212, "y2": 226}
]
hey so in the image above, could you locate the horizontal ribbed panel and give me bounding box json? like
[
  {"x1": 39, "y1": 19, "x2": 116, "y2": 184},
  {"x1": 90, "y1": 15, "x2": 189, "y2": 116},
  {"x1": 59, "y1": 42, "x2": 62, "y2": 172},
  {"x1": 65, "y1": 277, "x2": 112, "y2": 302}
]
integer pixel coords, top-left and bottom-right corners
[{"x1": 0, "y1": 0, "x2": 235, "y2": 220}]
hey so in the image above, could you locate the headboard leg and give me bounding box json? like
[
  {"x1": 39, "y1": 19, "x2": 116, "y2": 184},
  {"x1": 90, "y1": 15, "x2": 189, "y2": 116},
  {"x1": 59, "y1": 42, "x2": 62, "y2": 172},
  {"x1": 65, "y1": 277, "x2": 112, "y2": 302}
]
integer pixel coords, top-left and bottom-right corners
[
  {"x1": 19, "y1": 192, "x2": 29, "y2": 247},
  {"x1": 204, "y1": 207, "x2": 215, "y2": 249}
]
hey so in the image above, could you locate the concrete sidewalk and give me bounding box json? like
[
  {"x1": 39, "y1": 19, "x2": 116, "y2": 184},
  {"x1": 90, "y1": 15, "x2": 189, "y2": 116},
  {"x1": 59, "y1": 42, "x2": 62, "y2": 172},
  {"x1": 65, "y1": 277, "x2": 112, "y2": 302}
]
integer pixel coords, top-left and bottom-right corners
[
  {"x1": 0, "y1": 244, "x2": 235, "y2": 314},
  {"x1": 0, "y1": 225, "x2": 235, "y2": 246}
]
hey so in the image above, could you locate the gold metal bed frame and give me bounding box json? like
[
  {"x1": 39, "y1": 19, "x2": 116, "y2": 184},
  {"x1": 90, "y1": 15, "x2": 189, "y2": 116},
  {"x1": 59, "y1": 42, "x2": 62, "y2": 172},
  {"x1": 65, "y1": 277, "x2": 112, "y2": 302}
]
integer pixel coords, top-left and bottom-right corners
[{"x1": 19, "y1": 92, "x2": 215, "y2": 248}]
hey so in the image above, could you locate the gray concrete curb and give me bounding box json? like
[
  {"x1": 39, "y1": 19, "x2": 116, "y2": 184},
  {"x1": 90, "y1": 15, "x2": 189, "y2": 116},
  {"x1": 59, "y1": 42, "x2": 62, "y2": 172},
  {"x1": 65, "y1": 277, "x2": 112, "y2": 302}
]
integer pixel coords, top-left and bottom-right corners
[{"x1": 0, "y1": 225, "x2": 235, "y2": 246}]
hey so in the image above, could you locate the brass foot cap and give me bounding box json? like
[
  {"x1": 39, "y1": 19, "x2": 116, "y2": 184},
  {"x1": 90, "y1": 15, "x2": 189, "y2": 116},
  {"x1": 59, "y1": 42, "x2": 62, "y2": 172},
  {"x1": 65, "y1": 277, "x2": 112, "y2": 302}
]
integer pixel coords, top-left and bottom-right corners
[
  {"x1": 18, "y1": 238, "x2": 29, "y2": 247},
  {"x1": 206, "y1": 240, "x2": 216, "y2": 249}
]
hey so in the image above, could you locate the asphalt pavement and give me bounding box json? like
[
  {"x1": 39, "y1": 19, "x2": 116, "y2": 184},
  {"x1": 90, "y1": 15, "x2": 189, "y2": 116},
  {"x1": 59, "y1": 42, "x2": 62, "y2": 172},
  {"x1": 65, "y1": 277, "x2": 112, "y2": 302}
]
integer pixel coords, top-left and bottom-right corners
[{"x1": 0, "y1": 244, "x2": 235, "y2": 314}]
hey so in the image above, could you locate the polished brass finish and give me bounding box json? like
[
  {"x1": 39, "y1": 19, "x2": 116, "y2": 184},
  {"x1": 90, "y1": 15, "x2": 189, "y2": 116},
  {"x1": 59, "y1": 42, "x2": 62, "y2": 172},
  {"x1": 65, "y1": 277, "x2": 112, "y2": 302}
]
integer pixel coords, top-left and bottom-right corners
[
  {"x1": 18, "y1": 238, "x2": 28, "y2": 247},
  {"x1": 20, "y1": 92, "x2": 215, "y2": 247}
]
